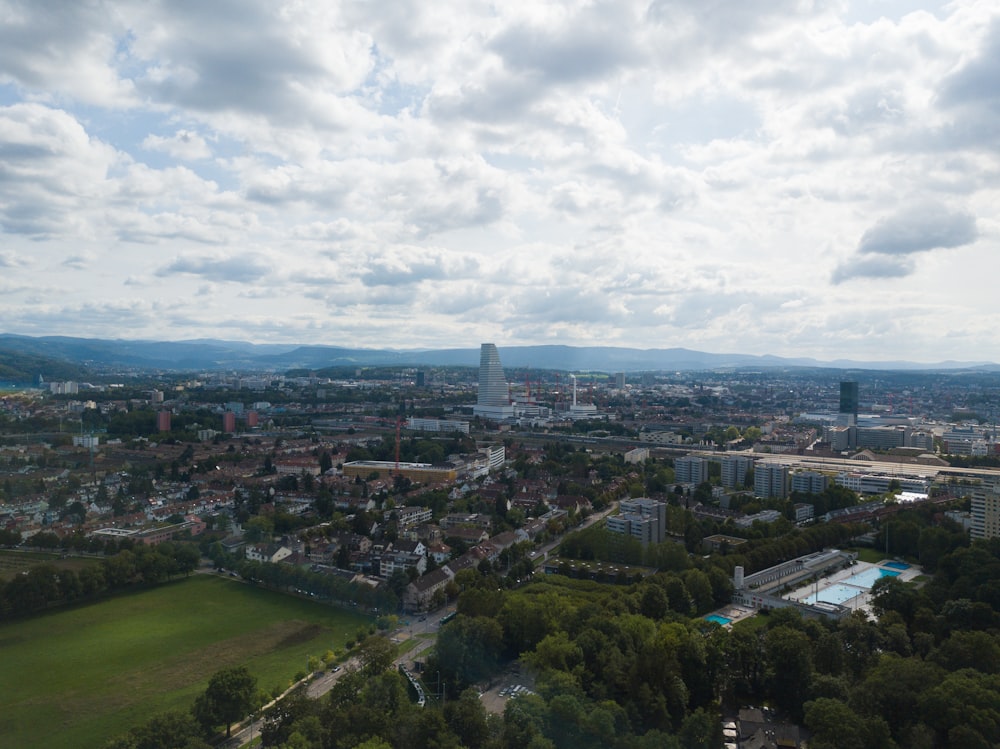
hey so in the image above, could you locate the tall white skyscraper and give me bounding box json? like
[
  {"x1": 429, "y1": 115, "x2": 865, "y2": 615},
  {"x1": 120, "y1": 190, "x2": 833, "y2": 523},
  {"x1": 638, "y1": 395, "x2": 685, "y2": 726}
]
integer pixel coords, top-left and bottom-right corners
[
  {"x1": 473, "y1": 343, "x2": 515, "y2": 419},
  {"x1": 477, "y1": 344, "x2": 508, "y2": 406}
]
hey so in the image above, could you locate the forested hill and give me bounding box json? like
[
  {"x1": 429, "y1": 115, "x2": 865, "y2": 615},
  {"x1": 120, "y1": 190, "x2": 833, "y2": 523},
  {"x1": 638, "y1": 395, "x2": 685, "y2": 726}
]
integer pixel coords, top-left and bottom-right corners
[
  {"x1": 0, "y1": 333, "x2": 996, "y2": 373},
  {"x1": 0, "y1": 346, "x2": 87, "y2": 385}
]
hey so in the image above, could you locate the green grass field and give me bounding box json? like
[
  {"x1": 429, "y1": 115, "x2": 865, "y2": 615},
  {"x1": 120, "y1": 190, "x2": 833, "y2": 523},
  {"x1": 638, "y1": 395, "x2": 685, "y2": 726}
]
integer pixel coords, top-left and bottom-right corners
[{"x1": 0, "y1": 574, "x2": 371, "y2": 749}]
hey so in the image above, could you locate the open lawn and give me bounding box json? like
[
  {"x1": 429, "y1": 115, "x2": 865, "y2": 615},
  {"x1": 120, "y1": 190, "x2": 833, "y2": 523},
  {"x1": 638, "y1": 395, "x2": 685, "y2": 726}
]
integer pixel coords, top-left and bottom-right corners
[{"x1": 0, "y1": 574, "x2": 370, "y2": 749}]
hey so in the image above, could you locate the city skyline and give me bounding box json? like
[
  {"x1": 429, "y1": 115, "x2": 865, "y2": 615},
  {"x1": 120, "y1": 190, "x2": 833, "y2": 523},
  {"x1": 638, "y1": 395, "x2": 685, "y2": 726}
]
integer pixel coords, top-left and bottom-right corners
[{"x1": 0, "y1": 1, "x2": 997, "y2": 363}]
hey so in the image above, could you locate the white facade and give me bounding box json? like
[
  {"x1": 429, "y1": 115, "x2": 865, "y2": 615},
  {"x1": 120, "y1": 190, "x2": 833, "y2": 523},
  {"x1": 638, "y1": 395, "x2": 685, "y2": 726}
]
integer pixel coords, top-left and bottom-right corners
[
  {"x1": 407, "y1": 417, "x2": 471, "y2": 434},
  {"x1": 475, "y1": 344, "x2": 509, "y2": 406}
]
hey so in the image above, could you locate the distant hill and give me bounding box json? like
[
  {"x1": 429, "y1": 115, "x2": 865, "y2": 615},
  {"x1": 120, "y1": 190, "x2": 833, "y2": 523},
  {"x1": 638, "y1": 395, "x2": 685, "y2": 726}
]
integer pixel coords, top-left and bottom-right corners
[
  {"x1": 0, "y1": 333, "x2": 995, "y2": 375},
  {"x1": 0, "y1": 341, "x2": 91, "y2": 385}
]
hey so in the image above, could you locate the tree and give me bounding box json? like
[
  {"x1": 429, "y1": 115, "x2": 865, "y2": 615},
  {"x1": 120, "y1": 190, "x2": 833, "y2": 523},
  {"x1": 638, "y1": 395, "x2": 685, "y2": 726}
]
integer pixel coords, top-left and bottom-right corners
[
  {"x1": 764, "y1": 625, "x2": 813, "y2": 720},
  {"x1": 193, "y1": 666, "x2": 258, "y2": 738},
  {"x1": 357, "y1": 634, "x2": 398, "y2": 677},
  {"x1": 108, "y1": 710, "x2": 211, "y2": 749}
]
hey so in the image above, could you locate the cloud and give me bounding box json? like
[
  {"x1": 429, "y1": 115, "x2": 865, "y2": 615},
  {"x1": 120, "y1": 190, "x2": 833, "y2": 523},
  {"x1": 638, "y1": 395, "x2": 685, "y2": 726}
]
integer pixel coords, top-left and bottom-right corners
[
  {"x1": 0, "y1": 103, "x2": 117, "y2": 237},
  {"x1": 831, "y1": 255, "x2": 915, "y2": 284},
  {"x1": 142, "y1": 130, "x2": 212, "y2": 160},
  {"x1": 156, "y1": 255, "x2": 272, "y2": 283},
  {"x1": 61, "y1": 255, "x2": 91, "y2": 270},
  {"x1": 0, "y1": 250, "x2": 25, "y2": 268},
  {"x1": 0, "y1": 0, "x2": 135, "y2": 106},
  {"x1": 361, "y1": 249, "x2": 480, "y2": 286},
  {"x1": 857, "y1": 203, "x2": 978, "y2": 256},
  {"x1": 832, "y1": 202, "x2": 977, "y2": 283},
  {"x1": 130, "y1": 2, "x2": 374, "y2": 125},
  {"x1": 1, "y1": 2, "x2": 1000, "y2": 362},
  {"x1": 938, "y1": 18, "x2": 1000, "y2": 117},
  {"x1": 489, "y1": 7, "x2": 639, "y2": 86}
]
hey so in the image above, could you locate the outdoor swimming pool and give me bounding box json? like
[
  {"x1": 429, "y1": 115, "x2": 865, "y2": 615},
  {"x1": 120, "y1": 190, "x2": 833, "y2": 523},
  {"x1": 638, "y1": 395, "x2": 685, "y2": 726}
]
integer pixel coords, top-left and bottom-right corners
[
  {"x1": 803, "y1": 583, "x2": 865, "y2": 606},
  {"x1": 802, "y1": 567, "x2": 900, "y2": 606},
  {"x1": 884, "y1": 561, "x2": 910, "y2": 571},
  {"x1": 843, "y1": 566, "x2": 900, "y2": 588},
  {"x1": 705, "y1": 614, "x2": 732, "y2": 625}
]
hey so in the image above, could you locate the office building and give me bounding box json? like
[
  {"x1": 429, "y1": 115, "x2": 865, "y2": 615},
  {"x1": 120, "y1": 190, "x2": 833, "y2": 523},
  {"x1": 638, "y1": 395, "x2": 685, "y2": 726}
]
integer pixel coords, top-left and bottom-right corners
[
  {"x1": 839, "y1": 381, "x2": 859, "y2": 427},
  {"x1": 614, "y1": 372, "x2": 626, "y2": 389},
  {"x1": 857, "y1": 426, "x2": 909, "y2": 450},
  {"x1": 156, "y1": 410, "x2": 171, "y2": 432},
  {"x1": 473, "y1": 343, "x2": 515, "y2": 419}
]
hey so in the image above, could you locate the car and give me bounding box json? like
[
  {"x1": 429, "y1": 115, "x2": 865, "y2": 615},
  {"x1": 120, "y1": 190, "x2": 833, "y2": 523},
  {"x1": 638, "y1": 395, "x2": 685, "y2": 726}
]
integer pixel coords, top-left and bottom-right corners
[
  {"x1": 331, "y1": 665, "x2": 341, "y2": 673},
  {"x1": 419, "y1": 616, "x2": 426, "y2": 621}
]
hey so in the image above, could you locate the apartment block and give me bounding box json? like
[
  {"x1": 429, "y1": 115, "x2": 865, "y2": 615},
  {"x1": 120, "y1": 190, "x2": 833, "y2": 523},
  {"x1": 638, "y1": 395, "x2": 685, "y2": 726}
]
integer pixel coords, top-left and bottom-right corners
[
  {"x1": 675, "y1": 455, "x2": 708, "y2": 485},
  {"x1": 754, "y1": 463, "x2": 788, "y2": 498}
]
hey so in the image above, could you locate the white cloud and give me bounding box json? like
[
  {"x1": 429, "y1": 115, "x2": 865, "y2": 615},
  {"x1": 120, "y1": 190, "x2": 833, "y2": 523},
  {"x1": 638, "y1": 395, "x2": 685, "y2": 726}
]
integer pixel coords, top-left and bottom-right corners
[
  {"x1": 142, "y1": 130, "x2": 212, "y2": 160},
  {"x1": 0, "y1": 1, "x2": 997, "y2": 362}
]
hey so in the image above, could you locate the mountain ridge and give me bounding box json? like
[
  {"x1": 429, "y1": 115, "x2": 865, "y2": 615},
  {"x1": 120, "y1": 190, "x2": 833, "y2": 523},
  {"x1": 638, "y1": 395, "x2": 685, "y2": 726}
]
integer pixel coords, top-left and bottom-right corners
[{"x1": 1, "y1": 333, "x2": 997, "y2": 381}]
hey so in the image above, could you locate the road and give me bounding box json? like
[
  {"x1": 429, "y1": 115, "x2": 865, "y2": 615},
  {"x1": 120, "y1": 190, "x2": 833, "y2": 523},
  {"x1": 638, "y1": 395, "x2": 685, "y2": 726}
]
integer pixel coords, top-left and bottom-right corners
[
  {"x1": 216, "y1": 506, "x2": 617, "y2": 747},
  {"x1": 220, "y1": 607, "x2": 453, "y2": 748}
]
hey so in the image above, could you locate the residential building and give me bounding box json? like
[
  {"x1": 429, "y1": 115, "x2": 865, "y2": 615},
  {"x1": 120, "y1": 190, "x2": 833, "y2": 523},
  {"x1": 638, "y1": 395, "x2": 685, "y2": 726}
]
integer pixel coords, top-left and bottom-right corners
[
  {"x1": 246, "y1": 543, "x2": 292, "y2": 564},
  {"x1": 793, "y1": 503, "x2": 815, "y2": 523},
  {"x1": 394, "y1": 506, "x2": 433, "y2": 529},
  {"x1": 480, "y1": 444, "x2": 506, "y2": 471},
  {"x1": 607, "y1": 498, "x2": 667, "y2": 545},
  {"x1": 971, "y1": 483, "x2": 1000, "y2": 540},
  {"x1": 790, "y1": 470, "x2": 828, "y2": 495},
  {"x1": 675, "y1": 455, "x2": 708, "y2": 485},
  {"x1": 720, "y1": 455, "x2": 752, "y2": 489},
  {"x1": 754, "y1": 463, "x2": 788, "y2": 498},
  {"x1": 624, "y1": 447, "x2": 649, "y2": 464}
]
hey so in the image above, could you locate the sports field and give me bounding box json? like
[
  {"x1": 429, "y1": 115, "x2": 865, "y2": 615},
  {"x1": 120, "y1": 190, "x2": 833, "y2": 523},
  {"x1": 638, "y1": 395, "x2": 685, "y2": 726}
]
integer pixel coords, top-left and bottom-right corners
[{"x1": 0, "y1": 574, "x2": 370, "y2": 749}]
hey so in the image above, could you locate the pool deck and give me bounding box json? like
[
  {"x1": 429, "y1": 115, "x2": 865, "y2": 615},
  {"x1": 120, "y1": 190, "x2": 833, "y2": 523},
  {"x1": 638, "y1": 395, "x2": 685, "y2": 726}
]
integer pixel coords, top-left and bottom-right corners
[
  {"x1": 785, "y1": 559, "x2": 920, "y2": 614},
  {"x1": 704, "y1": 604, "x2": 756, "y2": 627}
]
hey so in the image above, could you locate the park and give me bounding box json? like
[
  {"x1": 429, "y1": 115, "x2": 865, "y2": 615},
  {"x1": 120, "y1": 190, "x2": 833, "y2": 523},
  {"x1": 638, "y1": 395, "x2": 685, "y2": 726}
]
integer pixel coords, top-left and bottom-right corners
[{"x1": 0, "y1": 574, "x2": 370, "y2": 748}]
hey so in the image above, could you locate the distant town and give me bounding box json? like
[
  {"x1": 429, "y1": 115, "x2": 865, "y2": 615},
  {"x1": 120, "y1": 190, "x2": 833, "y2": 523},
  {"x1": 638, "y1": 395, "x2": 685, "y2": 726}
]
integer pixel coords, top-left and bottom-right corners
[{"x1": 3, "y1": 343, "x2": 1000, "y2": 747}]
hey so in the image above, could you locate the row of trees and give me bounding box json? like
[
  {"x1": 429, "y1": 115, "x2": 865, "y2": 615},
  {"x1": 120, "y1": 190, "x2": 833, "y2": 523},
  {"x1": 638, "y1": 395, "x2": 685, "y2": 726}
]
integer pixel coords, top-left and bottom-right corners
[
  {"x1": 205, "y1": 546, "x2": 400, "y2": 613},
  {"x1": 0, "y1": 542, "x2": 199, "y2": 620}
]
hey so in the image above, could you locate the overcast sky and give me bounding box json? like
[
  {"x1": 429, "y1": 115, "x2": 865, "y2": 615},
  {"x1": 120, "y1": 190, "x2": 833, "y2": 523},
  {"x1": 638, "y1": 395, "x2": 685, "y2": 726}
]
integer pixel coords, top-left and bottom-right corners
[{"x1": 0, "y1": 0, "x2": 997, "y2": 363}]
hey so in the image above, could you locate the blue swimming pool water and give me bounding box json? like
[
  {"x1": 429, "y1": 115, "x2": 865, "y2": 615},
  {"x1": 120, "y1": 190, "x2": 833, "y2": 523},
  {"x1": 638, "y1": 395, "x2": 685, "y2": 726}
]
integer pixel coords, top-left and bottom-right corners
[
  {"x1": 804, "y1": 584, "x2": 862, "y2": 605},
  {"x1": 801, "y1": 567, "x2": 900, "y2": 606},
  {"x1": 843, "y1": 567, "x2": 900, "y2": 588},
  {"x1": 884, "y1": 561, "x2": 910, "y2": 570},
  {"x1": 705, "y1": 614, "x2": 732, "y2": 625}
]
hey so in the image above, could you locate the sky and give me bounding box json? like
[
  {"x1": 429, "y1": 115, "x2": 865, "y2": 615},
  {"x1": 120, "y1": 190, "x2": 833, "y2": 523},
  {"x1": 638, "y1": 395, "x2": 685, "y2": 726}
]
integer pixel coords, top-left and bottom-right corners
[{"x1": 0, "y1": 0, "x2": 997, "y2": 364}]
